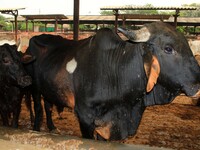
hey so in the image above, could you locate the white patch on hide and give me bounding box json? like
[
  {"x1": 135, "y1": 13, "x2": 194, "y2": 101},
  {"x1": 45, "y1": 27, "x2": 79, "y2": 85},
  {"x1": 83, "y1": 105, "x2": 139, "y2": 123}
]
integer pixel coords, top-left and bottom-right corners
[
  {"x1": 0, "y1": 40, "x2": 16, "y2": 46},
  {"x1": 66, "y1": 58, "x2": 77, "y2": 74}
]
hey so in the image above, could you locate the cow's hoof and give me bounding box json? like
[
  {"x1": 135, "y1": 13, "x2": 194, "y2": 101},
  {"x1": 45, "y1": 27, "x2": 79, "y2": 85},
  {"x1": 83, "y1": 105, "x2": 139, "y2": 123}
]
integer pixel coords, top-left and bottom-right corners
[{"x1": 50, "y1": 128, "x2": 61, "y2": 134}]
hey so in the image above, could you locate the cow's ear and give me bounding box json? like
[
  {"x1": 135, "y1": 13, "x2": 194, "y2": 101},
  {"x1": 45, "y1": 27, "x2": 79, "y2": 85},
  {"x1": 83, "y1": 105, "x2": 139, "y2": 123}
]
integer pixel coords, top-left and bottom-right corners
[
  {"x1": 144, "y1": 55, "x2": 160, "y2": 92},
  {"x1": 94, "y1": 123, "x2": 112, "y2": 140},
  {"x1": 67, "y1": 92, "x2": 75, "y2": 110},
  {"x1": 21, "y1": 54, "x2": 36, "y2": 64}
]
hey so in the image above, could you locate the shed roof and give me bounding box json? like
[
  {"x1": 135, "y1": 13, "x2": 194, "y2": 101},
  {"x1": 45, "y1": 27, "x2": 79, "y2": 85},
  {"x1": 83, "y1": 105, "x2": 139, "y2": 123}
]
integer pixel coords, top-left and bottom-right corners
[
  {"x1": 0, "y1": 8, "x2": 25, "y2": 15},
  {"x1": 0, "y1": 8, "x2": 25, "y2": 12},
  {"x1": 100, "y1": 6, "x2": 197, "y2": 11},
  {"x1": 8, "y1": 15, "x2": 200, "y2": 27},
  {"x1": 20, "y1": 14, "x2": 68, "y2": 20},
  {"x1": 118, "y1": 14, "x2": 171, "y2": 20}
]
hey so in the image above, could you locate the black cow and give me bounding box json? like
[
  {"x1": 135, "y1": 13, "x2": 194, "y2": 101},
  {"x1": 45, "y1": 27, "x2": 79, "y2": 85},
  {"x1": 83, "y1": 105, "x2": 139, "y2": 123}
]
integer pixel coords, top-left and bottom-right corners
[
  {"x1": 25, "y1": 35, "x2": 78, "y2": 131},
  {"x1": 0, "y1": 42, "x2": 32, "y2": 127},
  {"x1": 73, "y1": 23, "x2": 200, "y2": 140},
  {"x1": 26, "y1": 22, "x2": 200, "y2": 140}
]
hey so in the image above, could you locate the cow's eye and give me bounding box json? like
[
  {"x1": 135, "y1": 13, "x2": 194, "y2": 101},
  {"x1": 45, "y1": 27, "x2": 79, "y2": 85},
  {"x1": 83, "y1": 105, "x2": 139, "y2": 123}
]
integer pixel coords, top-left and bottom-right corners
[{"x1": 164, "y1": 46, "x2": 174, "y2": 54}]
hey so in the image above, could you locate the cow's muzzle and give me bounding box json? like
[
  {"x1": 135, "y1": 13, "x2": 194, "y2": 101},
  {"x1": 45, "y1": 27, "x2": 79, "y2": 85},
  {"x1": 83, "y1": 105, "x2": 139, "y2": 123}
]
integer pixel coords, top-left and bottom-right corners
[{"x1": 17, "y1": 75, "x2": 32, "y2": 87}]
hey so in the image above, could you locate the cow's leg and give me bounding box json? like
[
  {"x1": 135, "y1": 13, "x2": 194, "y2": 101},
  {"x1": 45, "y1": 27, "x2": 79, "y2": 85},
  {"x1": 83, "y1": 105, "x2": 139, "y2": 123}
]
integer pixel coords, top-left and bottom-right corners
[
  {"x1": 79, "y1": 120, "x2": 95, "y2": 139},
  {"x1": 32, "y1": 90, "x2": 43, "y2": 131},
  {"x1": 11, "y1": 97, "x2": 22, "y2": 128},
  {"x1": 43, "y1": 99, "x2": 56, "y2": 131},
  {"x1": 24, "y1": 90, "x2": 35, "y2": 124},
  {"x1": 75, "y1": 107, "x2": 95, "y2": 139},
  {"x1": 0, "y1": 111, "x2": 9, "y2": 126}
]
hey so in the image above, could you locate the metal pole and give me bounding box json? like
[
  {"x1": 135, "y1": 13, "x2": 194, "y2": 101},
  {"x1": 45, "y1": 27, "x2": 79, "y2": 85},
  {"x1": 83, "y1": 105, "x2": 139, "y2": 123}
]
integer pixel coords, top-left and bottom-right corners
[
  {"x1": 173, "y1": 9, "x2": 180, "y2": 28},
  {"x1": 45, "y1": 23, "x2": 47, "y2": 32},
  {"x1": 114, "y1": 9, "x2": 119, "y2": 33},
  {"x1": 73, "y1": 0, "x2": 79, "y2": 41},
  {"x1": 14, "y1": 14, "x2": 18, "y2": 42},
  {"x1": 55, "y1": 18, "x2": 58, "y2": 32},
  {"x1": 32, "y1": 21, "x2": 34, "y2": 32},
  {"x1": 26, "y1": 19, "x2": 28, "y2": 32}
]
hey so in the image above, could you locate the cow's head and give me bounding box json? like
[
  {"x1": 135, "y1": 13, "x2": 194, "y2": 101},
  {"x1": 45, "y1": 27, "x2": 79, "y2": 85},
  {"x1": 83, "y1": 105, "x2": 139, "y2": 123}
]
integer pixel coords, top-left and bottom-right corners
[
  {"x1": 94, "y1": 100, "x2": 145, "y2": 141},
  {"x1": 0, "y1": 43, "x2": 33, "y2": 87},
  {"x1": 118, "y1": 22, "x2": 200, "y2": 105}
]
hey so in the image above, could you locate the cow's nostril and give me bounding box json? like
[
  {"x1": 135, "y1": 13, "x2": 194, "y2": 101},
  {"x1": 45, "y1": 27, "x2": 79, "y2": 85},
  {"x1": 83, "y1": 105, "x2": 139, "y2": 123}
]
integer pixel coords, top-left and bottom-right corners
[
  {"x1": 17, "y1": 75, "x2": 32, "y2": 87},
  {"x1": 94, "y1": 119, "x2": 104, "y2": 126}
]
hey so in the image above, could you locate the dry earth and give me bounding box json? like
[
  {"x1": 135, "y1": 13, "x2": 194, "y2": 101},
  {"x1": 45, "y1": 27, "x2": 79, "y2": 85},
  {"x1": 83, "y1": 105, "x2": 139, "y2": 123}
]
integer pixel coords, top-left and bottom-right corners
[{"x1": 17, "y1": 96, "x2": 200, "y2": 150}]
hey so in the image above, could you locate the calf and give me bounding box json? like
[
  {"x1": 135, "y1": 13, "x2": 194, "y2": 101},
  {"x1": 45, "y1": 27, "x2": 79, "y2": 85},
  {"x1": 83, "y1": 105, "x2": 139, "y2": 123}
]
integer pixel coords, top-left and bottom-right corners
[
  {"x1": 0, "y1": 42, "x2": 32, "y2": 127},
  {"x1": 24, "y1": 34, "x2": 78, "y2": 131}
]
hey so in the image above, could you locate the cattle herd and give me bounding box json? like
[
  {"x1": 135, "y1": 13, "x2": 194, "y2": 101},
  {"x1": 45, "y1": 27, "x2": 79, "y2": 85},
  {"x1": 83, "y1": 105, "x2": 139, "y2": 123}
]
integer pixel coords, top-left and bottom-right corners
[{"x1": 0, "y1": 22, "x2": 200, "y2": 142}]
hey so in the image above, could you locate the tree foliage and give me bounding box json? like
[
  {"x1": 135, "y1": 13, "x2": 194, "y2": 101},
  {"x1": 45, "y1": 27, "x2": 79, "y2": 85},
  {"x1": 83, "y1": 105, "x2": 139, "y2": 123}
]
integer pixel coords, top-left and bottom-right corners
[
  {"x1": 100, "y1": 10, "x2": 114, "y2": 15},
  {"x1": 121, "y1": 4, "x2": 159, "y2": 14},
  {"x1": 180, "y1": 3, "x2": 200, "y2": 17},
  {"x1": 100, "y1": 3, "x2": 200, "y2": 16}
]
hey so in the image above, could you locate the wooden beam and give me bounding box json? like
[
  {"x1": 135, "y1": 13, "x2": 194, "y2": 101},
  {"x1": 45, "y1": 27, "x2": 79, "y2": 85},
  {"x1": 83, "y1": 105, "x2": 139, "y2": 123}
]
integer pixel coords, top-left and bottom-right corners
[{"x1": 118, "y1": 14, "x2": 170, "y2": 20}]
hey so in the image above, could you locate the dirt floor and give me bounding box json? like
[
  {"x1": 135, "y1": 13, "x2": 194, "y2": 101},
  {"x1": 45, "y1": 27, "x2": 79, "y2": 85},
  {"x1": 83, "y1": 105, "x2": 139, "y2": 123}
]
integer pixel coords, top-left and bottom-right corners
[{"x1": 16, "y1": 96, "x2": 200, "y2": 150}]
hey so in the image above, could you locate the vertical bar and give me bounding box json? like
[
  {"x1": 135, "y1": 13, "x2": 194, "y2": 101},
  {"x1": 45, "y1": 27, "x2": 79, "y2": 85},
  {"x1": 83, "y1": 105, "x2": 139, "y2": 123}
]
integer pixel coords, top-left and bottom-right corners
[
  {"x1": 32, "y1": 21, "x2": 34, "y2": 32},
  {"x1": 61, "y1": 24, "x2": 63, "y2": 32},
  {"x1": 73, "y1": 0, "x2": 79, "y2": 41},
  {"x1": 26, "y1": 19, "x2": 28, "y2": 32},
  {"x1": 114, "y1": 9, "x2": 119, "y2": 33},
  {"x1": 55, "y1": 18, "x2": 58, "y2": 32},
  {"x1": 14, "y1": 14, "x2": 18, "y2": 42},
  {"x1": 173, "y1": 9, "x2": 179, "y2": 28},
  {"x1": 122, "y1": 18, "x2": 126, "y2": 27},
  {"x1": 45, "y1": 23, "x2": 47, "y2": 32}
]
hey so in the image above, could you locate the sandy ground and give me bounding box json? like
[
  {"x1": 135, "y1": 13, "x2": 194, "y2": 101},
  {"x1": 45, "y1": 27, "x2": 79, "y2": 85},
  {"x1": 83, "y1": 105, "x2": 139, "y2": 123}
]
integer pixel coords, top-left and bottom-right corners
[{"x1": 16, "y1": 96, "x2": 200, "y2": 150}]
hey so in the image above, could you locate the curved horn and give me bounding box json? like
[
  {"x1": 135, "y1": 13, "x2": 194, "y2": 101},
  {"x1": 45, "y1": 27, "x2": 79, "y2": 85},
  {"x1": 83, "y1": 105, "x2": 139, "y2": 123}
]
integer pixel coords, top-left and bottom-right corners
[{"x1": 118, "y1": 26, "x2": 151, "y2": 42}]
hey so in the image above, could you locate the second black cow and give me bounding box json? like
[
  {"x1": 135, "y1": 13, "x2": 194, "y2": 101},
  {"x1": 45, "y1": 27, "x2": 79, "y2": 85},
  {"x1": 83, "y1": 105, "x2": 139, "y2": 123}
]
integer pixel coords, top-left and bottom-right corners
[
  {"x1": 25, "y1": 22, "x2": 200, "y2": 140},
  {"x1": 0, "y1": 41, "x2": 32, "y2": 127}
]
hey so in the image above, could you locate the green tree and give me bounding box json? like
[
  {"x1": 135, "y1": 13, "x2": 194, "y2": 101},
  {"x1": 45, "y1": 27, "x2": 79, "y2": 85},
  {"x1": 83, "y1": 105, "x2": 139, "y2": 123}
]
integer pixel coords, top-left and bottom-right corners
[
  {"x1": 121, "y1": 4, "x2": 159, "y2": 14},
  {"x1": 0, "y1": 15, "x2": 6, "y2": 29},
  {"x1": 100, "y1": 10, "x2": 114, "y2": 15},
  {"x1": 180, "y1": 3, "x2": 200, "y2": 17}
]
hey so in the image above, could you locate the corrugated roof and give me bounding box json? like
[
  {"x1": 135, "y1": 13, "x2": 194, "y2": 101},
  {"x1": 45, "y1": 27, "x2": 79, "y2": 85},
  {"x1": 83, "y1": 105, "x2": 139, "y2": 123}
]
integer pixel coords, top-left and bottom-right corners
[
  {"x1": 118, "y1": 14, "x2": 171, "y2": 20},
  {"x1": 7, "y1": 15, "x2": 200, "y2": 27},
  {"x1": 67, "y1": 15, "x2": 115, "y2": 20},
  {"x1": 0, "y1": 8, "x2": 25, "y2": 12},
  {"x1": 21, "y1": 14, "x2": 68, "y2": 20},
  {"x1": 100, "y1": 6, "x2": 197, "y2": 10}
]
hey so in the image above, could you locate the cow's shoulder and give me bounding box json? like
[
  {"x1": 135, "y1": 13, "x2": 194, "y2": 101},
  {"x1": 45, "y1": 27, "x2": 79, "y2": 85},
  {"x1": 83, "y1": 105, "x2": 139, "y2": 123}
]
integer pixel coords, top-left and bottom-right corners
[
  {"x1": 30, "y1": 34, "x2": 70, "y2": 47},
  {"x1": 93, "y1": 28, "x2": 124, "y2": 50}
]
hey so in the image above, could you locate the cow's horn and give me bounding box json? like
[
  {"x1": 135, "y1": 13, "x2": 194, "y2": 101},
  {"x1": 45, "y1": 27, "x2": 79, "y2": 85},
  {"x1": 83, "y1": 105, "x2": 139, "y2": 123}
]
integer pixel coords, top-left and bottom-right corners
[{"x1": 118, "y1": 27, "x2": 151, "y2": 42}]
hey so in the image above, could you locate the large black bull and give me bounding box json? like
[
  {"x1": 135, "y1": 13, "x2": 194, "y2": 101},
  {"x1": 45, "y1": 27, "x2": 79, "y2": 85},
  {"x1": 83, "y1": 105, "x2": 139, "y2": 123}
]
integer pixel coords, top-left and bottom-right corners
[
  {"x1": 26, "y1": 22, "x2": 200, "y2": 140},
  {"x1": 0, "y1": 42, "x2": 32, "y2": 127}
]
